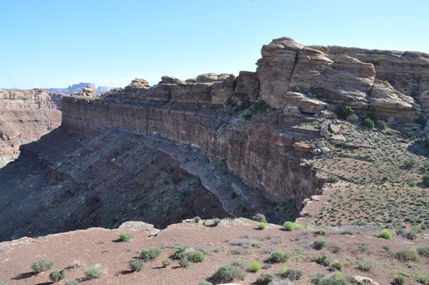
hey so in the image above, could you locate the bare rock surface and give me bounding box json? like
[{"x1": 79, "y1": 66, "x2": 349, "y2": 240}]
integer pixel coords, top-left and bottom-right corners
[{"x1": 0, "y1": 89, "x2": 62, "y2": 167}]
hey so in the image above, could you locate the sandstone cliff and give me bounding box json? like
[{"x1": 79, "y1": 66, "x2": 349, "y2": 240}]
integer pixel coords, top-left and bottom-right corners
[
  {"x1": 1, "y1": 37, "x2": 429, "y2": 241},
  {"x1": 0, "y1": 89, "x2": 62, "y2": 167}
]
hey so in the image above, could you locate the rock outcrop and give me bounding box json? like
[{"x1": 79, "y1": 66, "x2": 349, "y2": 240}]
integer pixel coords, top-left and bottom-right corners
[{"x1": 0, "y1": 89, "x2": 62, "y2": 167}]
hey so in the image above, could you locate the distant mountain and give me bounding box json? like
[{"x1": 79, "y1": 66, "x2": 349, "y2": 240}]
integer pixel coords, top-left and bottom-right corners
[{"x1": 1, "y1": 83, "x2": 115, "y2": 94}]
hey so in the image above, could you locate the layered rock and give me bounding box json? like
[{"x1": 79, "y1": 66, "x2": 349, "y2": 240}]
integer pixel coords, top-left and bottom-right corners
[
  {"x1": 257, "y1": 37, "x2": 429, "y2": 119},
  {"x1": 0, "y1": 89, "x2": 62, "y2": 167}
]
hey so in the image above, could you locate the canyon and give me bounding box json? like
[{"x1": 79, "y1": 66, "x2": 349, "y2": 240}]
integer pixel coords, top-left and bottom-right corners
[{"x1": 0, "y1": 37, "x2": 429, "y2": 242}]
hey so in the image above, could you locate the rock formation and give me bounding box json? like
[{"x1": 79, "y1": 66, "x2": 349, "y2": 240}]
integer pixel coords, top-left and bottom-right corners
[
  {"x1": 0, "y1": 89, "x2": 62, "y2": 167},
  {"x1": 1, "y1": 36, "x2": 429, "y2": 241}
]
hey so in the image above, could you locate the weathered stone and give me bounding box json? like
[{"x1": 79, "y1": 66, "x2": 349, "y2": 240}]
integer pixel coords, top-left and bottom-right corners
[
  {"x1": 353, "y1": 276, "x2": 379, "y2": 285},
  {"x1": 161, "y1": 75, "x2": 186, "y2": 85},
  {"x1": 129, "y1": 78, "x2": 150, "y2": 88},
  {"x1": 321, "y1": 110, "x2": 337, "y2": 119},
  {"x1": 347, "y1": 113, "x2": 359, "y2": 122},
  {"x1": 171, "y1": 84, "x2": 211, "y2": 103},
  {"x1": 284, "y1": 105, "x2": 301, "y2": 116},
  {"x1": 320, "y1": 147, "x2": 331, "y2": 154},
  {"x1": 196, "y1": 73, "x2": 219, "y2": 83},
  {"x1": 233, "y1": 71, "x2": 259, "y2": 103},
  {"x1": 292, "y1": 142, "x2": 311, "y2": 152},
  {"x1": 211, "y1": 75, "x2": 236, "y2": 105},
  {"x1": 330, "y1": 134, "x2": 346, "y2": 144},
  {"x1": 310, "y1": 148, "x2": 322, "y2": 155},
  {"x1": 315, "y1": 141, "x2": 325, "y2": 147},
  {"x1": 286, "y1": 92, "x2": 328, "y2": 114},
  {"x1": 329, "y1": 123, "x2": 341, "y2": 133}
]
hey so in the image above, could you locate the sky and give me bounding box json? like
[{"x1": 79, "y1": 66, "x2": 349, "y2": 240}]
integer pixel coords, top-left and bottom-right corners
[{"x1": 1, "y1": 0, "x2": 429, "y2": 89}]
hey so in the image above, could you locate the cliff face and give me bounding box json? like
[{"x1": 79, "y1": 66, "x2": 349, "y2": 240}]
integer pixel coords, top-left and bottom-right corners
[{"x1": 0, "y1": 89, "x2": 62, "y2": 167}]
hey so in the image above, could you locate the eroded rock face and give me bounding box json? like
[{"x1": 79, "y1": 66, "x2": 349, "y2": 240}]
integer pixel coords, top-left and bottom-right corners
[{"x1": 0, "y1": 89, "x2": 62, "y2": 167}]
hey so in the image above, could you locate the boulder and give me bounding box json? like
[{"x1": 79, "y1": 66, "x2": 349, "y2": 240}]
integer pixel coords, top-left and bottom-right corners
[
  {"x1": 129, "y1": 78, "x2": 150, "y2": 88},
  {"x1": 311, "y1": 148, "x2": 322, "y2": 155},
  {"x1": 329, "y1": 123, "x2": 341, "y2": 133},
  {"x1": 321, "y1": 147, "x2": 331, "y2": 154},
  {"x1": 292, "y1": 142, "x2": 311, "y2": 152},
  {"x1": 321, "y1": 110, "x2": 337, "y2": 119},
  {"x1": 330, "y1": 134, "x2": 346, "y2": 144},
  {"x1": 285, "y1": 92, "x2": 328, "y2": 114},
  {"x1": 196, "y1": 73, "x2": 219, "y2": 83},
  {"x1": 284, "y1": 105, "x2": 301, "y2": 116},
  {"x1": 161, "y1": 76, "x2": 186, "y2": 85},
  {"x1": 353, "y1": 276, "x2": 379, "y2": 285},
  {"x1": 347, "y1": 113, "x2": 359, "y2": 122}
]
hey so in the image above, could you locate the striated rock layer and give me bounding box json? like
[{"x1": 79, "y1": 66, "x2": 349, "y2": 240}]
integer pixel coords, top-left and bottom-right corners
[{"x1": 0, "y1": 89, "x2": 63, "y2": 167}]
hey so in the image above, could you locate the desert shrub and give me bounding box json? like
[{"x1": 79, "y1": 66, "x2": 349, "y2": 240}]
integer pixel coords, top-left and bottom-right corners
[
  {"x1": 257, "y1": 222, "x2": 267, "y2": 230},
  {"x1": 247, "y1": 261, "x2": 261, "y2": 272},
  {"x1": 119, "y1": 233, "x2": 134, "y2": 242},
  {"x1": 162, "y1": 259, "x2": 171, "y2": 267},
  {"x1": 31, "y1": 259, "x2": 54, "y2": 273},
  {"x1": 64, "y1": 280, "x2": 79, "y2": 285},
  {"x1": 194, "y1": 216, "x2": 201, "y2": 223},
  {"x1": 179, "y1": 257, "x2": 192, "y2": 268},
  {"x1": 252, "y1": 213, "x2": 267, "y2": 223},
  {"x1": 214, "y1": 217, "x2": 222, "y2": 225},
  {"x1": 331, "y1": 261, "x2": 343, "y2": 271},
  {"x1": 379, "y1": 229, "x2": 393, "y2": 239},
  {"x1": 316, "y1": 255, "x2": 330, "y2": 266},
  {"x1": 416, "y1": 246, "x2": 429, "y2": 257},
  {"x1": 310, "y1": 273, "x2": 325, "y2": 284},
  {"x1": 334, "y1": 105, "x2": 354, "y2": 119},
  {"x1": 209, "y1": 261, "x2": 246, "y2": 283},
  {"x1": 49, "y1": 270, "x2": 66, "y2": 282},
  {"x1": 283, "y1": 221, "x2": 296, "y2": 231},
  {"x1": 404, "y1": 230, "x2": 417, "y2": 240},
  {"x1": 282, "y1": 268, "x2": 303, "y2": 281},
  {"x1": 187, "y1": 250, "x2": 205, "y2": 263},
  {"x1": 256, "y1": 273, "x2": 275, "y2": 285},
  {"x1": 409, "y1": 179, "x2": 417, "y2": 187},
  {"x1": 393, "y1": 275, "x2": 405, "y2": 285},
  {"x1": 271, "y1": 250, "x2": 289, "y2": 263},
  {"x1": 395, "y1": 248, "x2": 420, "y2": 261},
  {"x1": 363, "y1": 117, "x2": 375, "y2": 128},
  {"x1": 326, "y1": 176, "x2": 340, "y2": 183},
  {"x1": 422, "y1": 173, "x2": 429, "y2": 187},
  {"x1": 199, "y1": 281, "x2": 213, "y2": 285},
  {"x1": 403, "y1": 158, "x2": 417, "y2": 169},
  {"x1": 313, "y1": 238, "x2": 327, "y2": 250},
  {"x1": 172, "y1": 246, "x2": 188, "y2": 259},
  {"x1": 415, "y1": 274, "x2": 429, "y2": 284},
  {"x1": 85, "y1": 266, "x2": 101, "y2": 279},
  {"x1": 356, "y1": 260, "x2": 372, "y2": 272},
  {"x1": 140, "y1": 247, "x2": 162, "y2": 261},
  {"x1": 128, "y1": 259, "x2": 144, "y2": 272},
  {"x1": 314, "y1": 229, "x2": 326, "y2": 236},
  {"x1": 317, "y1": 272, "x2": 348, "y2": 285}
]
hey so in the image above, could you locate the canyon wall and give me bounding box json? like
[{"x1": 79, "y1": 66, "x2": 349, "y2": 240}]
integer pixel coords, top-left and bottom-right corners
[{"x1": 0, "y1": 89, "x2": 63, "y2": 167}]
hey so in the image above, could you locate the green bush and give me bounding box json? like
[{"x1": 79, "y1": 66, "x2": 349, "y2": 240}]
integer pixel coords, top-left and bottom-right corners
[
  {"x1": 162, "y1": 259, "x2": 171, "y2": 267},
  {"x1": 209, "y1": 261, "x2": 246, "y2": 283},
  {"x1": 256, "y1": 273, "x2": 275, "y2": 285},
  {"x1": 326, "y1": 176, "x2": 340, "y2": 183},
  {"x1": 179, "y1": 257, "x2": 192, "y2": 268},
  {"x1": 331, "y1": 261, "x2": 343, "y2": 271},
  {"x1": 313, "y1": 238, "x2": 327, "y2": 250},
  {"x1": 85, "y1": 267, "x2": 101, "y2": 279},
  {"x1": 283, "y1": 221, "x2": 296, "y2": 231},
  {"x1": 316, "y1": 255, "x2": 330, "y2": 266},
  {"x1": 415, "y1": 114, "x2": 426, "y2": 128},
  {"x1": 49, "y1": 270, "x2": 66, "y2": 282},
  {"x1": 314, "y1": 229, "x2": 327, "y2": 236},
  {"x1": 64, "y1": 280, "x2": 79, "y2": 285},
  {"x1": 334, "y1": 105, "x2": 354, "y2": 119},
  {"x1": 356, "y1": 260, "x2": 372, "y2": 272},
  {"x1": 395, "y1": 248, "x2": 420, "y2": 261},
  {"x1": 140, "y1": 247, "x2": 162, "y2": 261},
  {"x1": 172, "y1": 246, "x2": 188, "y2": 259},
  {"x1": 271, "y1": 250, "x2": 289, "y2": 263},
  {"x1": 187, "y1": 250, "x2": 205, "y2": 263},
  {"x1": 423, "y1": 173, "x2": 429, "y2": 187},
  {"x1": 199, "y1": 281, "x2": 213, "y2": 285},
  {"x1": 416, "y1": 246, "x2": 429, "y2": 257},
  {"x1": 393, "y1": 275, "x2": 405, "y2": 285},
  {"x1": 128, "y1": 259, "x2": 144, "y2": 272},
  {"x1": 119, "y1": 233, "x2": 134, "y2": 242},
  {"x1": 379, "y1": 229, "x2": 393, "y2": 239},
  {"x1": 363, "y1": 117, "x2": 375, "y2": 128},
  {"x1": 282, "y1": 268, "x2": 304, "y2": 281},
  {"x1": 403, "y1": 158, "x2": 417, "y2": 169},
  {"x1": 252, "y1": 213, "x2": 267, "y2": 223},
  {"x1": 317, "y1": 272, "x2": 348, "y2": 285},
  {"x1": 257, "y1": 222, "x2": 267, "y2": 230},
  {"x1": 194, "y1": 216, "x2": 201, "y2": 223},
  {"x1": 247, "y1": 261, "x2": 261, "y2": 272},
  {"x1": 31, "y1": 259, "x2": 54, "y2": 273},
  {"x1": 415, "y1": 274, "x2": 429, "y2": 284}
]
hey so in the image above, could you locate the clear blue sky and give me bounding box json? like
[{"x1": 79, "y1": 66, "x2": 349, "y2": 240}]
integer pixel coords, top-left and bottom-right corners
[{"x1": 1, "y1": 0, "x2": 428, "y2": 89}]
